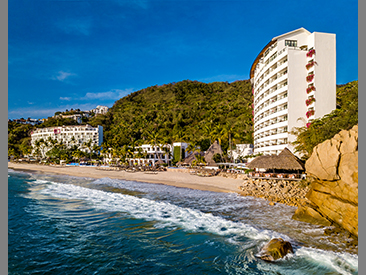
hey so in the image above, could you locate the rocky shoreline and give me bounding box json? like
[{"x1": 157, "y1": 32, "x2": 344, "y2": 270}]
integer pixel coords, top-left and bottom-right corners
[
  {"x1": 237, "y1": 177, "x2": 358, "y2": 254},
  {"x1": 239, "y1": 178, "x2": 309, "y2": 207}
]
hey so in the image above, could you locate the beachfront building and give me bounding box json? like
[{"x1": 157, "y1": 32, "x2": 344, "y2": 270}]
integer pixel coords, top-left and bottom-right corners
[
  {"x1": 250, "y1": 27, "x2": 336, "y2": 156},
  {"x1": 30, "y1": 125, "x2": 103, "y2": 158},
  {"x1": 126, "y1": 144, "x2": 173, "y2": 166}
]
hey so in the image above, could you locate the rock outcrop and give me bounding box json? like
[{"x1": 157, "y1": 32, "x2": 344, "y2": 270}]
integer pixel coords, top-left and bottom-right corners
[
  {"x1": 240, "y1": 178, "x2": 309, "y2": 207},
  {"x1": 293, "y1": 125, "x2": 358, "y2": 237},
  {"x1": 257, "y1": 238, "x2": 294, "y2": 261}
]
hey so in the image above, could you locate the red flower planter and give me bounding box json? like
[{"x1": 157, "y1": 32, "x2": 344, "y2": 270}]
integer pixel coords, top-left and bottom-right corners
[
  {"x1": 306, "y1": 86, "x2": 316, "y2": 93},
  {"x1": 306, "y1": 74, "x2": 314, "y2": 82},
  {"x1": 306, "y1": 49, "x2": 316, "y2": 58}
]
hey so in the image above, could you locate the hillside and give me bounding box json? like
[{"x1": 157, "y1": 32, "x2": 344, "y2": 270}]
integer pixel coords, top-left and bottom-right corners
[{"x1": 89, "y1": 80, "x2": 254, "y2": 152}]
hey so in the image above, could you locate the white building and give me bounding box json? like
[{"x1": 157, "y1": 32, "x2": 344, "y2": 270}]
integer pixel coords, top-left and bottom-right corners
[
  {"x1": 30, "y1": 125, "x2": 103, "y2": 157},
  {"x1": 127, "y1": 144, "x2": 173, "y2": 166},
  {"x1": 91, "y1": 105, "x2": 109, "y2": 115},
  {"x1": 126, "y1": 142, "x2": 194, "y2": 166},
  {"x1": 250, "y1": 27, "x2": 336, "y2": 156},
  {"x1": 56, "y1": 114, "x2": 83, "y2": 124},
  {"x1": 227, "y1": 144, "x2": 254, "y2": 162}
]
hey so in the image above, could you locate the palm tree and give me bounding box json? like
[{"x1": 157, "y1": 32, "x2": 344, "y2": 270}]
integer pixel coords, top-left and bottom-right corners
[
  {"x1": 38, "y1": 138, "x2": 49, "y2": 159},
  {"x1": 83, "y1": 139, "x2": 94, "y2": 160},
  {"x1": 72, "y1": 149, "x2": 84, "y2": 163},
  {"x1": 148, "y1": 131, "x2": 162, "y2": 165}
]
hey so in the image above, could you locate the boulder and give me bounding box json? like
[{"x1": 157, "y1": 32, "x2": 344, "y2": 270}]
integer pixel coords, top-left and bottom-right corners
[
  {"x1": 295, "y1": 125, "x2": 358, "y2": 237},
  {"x1": 257, "y1": 238, "x2": 294, "y2": 261},
  {"x1": 292, "y1": 203, "x2": 332, "y2": 226},
  {"x1": 305, "y1": 139, "x2": 341, "y2": 181}
]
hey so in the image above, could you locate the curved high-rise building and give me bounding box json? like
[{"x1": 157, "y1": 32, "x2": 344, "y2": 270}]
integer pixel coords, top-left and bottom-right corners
[{"x1": 250, "y1": 28, "x2": 336, "y2": 156}]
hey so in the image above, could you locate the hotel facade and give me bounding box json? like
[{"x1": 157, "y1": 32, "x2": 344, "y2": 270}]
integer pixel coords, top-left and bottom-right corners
[
  {"x1": 31, "y1": 125, "x2": 103, "y2": 157},
  {"x1": 250, "y1": 28, "x2": 336, "y2": 156}
]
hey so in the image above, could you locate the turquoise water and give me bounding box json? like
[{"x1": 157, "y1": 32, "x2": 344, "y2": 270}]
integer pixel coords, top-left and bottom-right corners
[{"x1": 8, "y1": 170, "x2": 358, "y2": 274}]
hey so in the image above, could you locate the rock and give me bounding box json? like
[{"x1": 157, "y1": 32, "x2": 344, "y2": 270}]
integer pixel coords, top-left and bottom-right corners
[
  {"x1": 257, "y1": 238, "x2": 294, "y2": 261},
  {"x1": 292, "y1": 204, "x2": 332, "y2": 226},
  {"x1": 305, "y1": 139, "x2": 341, "y2": 181},
  {"x1": 295, "y1": 125, "x2": 358, "y2": 237}
]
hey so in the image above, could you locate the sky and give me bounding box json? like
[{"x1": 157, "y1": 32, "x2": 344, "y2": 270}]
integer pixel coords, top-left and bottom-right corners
[{"x1": 8, "y1": 0, "x2": 358, "y2": 120}]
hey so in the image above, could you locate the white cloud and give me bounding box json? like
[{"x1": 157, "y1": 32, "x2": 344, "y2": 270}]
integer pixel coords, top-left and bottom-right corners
[
  {"x1": 60, "y1": 97, "x2": 71, "y2": 101},
  {"x1": 52, "y1": 71, "x2": 77, "y2": 82},
  {"x1": 81, "y1": 88, "x2": 134, "y2": 100}
]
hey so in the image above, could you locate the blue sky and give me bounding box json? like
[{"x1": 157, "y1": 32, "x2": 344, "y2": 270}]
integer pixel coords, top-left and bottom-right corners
[{"x1": 8, "y1": 0, "x2": 358, "y2": 120}]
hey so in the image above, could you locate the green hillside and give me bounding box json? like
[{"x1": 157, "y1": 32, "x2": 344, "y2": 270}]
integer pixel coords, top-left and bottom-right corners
[
  {"x1": 89, "y1": 80, "x2": 254, "y2": 153},
  {"x1": 9, "y1": 79, "x2": 358, "y2": 162}
]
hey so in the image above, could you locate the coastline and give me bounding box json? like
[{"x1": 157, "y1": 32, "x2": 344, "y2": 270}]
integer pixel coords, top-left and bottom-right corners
[
  {"x1": 8, "y1": 161, "x2": 358, "y2": 253},
  {"x1": 8, "y1": 162, "x2": 244, "y2": 194}
]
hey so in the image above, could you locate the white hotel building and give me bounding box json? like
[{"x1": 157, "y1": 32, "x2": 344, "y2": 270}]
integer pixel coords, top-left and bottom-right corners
[
  {"x1": 31, "y1": 125, "x2": 103, "y2": 157},
  {"x1": 250, "y1": 28, "x2": 336, "y2": 156}
]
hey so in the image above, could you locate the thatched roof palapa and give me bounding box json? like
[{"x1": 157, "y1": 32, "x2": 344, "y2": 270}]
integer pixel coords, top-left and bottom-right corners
[
  {"x1": 247, "y1": 148, "x2": 305, "y2": 171},
  {"x1": 204, "y1": 140, "x2": 223, "y2": 166},
  {"x1": 182, "y1": 151, "x2": 204, "y2": 165}
]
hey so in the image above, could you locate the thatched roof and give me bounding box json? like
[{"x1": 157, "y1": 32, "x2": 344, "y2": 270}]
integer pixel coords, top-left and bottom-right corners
[
  {"x1": 204, "y1": 140, "x2": 223, "y2": 166},
  {"x1": 183, "y1": 151, "x2": 204, "y2": 165},
  {"x1": 246, "y1": 148, "x2": 305, "y2": 170}
]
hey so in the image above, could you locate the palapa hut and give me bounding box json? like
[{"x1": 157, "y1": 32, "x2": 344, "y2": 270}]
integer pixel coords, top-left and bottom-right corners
[
  {"x1": 204, "y1": 140, "x2": 223, "y2": 166},
  {"x1": 247, "y1": 148, "x2": 305, "y2": 176},
  {"x1": 182, "y1": 151, "x2": 204, "y2": 166}
]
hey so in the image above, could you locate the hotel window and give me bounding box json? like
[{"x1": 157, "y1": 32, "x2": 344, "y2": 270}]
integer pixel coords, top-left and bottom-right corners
[{"x1": 285, "y1": 40, "x2": 297, "y2": 47}]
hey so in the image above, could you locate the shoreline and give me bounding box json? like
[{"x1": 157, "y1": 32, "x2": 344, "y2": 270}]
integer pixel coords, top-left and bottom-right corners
[
  {"x1": 8, "y1": 162, "x2": 244, "y2": 194},
  {"x1": 8, "y1": 161, "x2": 358, "y2": 254}
]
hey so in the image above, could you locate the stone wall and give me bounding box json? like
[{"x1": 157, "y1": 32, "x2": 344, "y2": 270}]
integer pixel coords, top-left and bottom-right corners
[{"x1": 293, "y1": 125, "x2": 358, "y2": 237}]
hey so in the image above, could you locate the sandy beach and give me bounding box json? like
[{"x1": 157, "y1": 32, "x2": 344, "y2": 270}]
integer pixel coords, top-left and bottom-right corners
[{"x1": 8, "y1": 162, "x2": 244, "y2": 194}]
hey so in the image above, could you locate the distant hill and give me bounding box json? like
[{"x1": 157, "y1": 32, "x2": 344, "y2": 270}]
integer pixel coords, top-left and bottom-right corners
[{"x1": 88, "y1": 79, "x2": 254, "y2": 152}]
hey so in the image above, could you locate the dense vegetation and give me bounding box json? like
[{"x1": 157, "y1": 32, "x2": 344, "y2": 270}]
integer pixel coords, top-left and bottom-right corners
[
  {"x1": 8, "y1": 121, "x2": 33, "y2": 158},
  {"x1": 88, "y1": 80, "x2": 254, "y2": 154},
  {"x1": 291, "y1": 80, "x2": 358, "y2": 160},
  {"x1": 8, "y1": 79, "x2": 358, "y2": 163}
]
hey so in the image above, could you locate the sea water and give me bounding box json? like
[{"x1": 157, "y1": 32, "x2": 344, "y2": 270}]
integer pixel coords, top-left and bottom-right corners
[{"x1": 8, "y1": 169, "x2": 358, "y2": 274}]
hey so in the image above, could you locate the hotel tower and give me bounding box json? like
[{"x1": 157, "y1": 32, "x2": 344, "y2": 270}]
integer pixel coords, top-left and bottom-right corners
[{"x1": 250, "y1": 28, "x2": 336, "y2": 156}]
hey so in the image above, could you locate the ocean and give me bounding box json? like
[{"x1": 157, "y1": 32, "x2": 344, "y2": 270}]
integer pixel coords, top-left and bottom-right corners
[{"x1": 8, "y1": 169, "x2": 358, "y2": 274}]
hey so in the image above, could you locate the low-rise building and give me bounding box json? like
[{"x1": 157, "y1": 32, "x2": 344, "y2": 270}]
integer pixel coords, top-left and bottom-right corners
[
  {"x1": 127, "y1": 144, "x2": 173, "y2": 166},
  {"x1": 55, "y1": 114, "x2": 82, "y2": 124},
  {"x1": 90, "y1": 105, "x2": 109, "y2": 115},
  {"x1": 12, "y1": 117, "x2": 42, "y2": 126}
]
